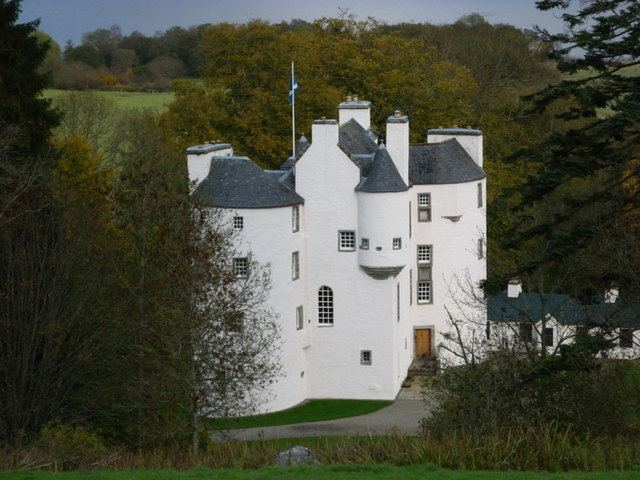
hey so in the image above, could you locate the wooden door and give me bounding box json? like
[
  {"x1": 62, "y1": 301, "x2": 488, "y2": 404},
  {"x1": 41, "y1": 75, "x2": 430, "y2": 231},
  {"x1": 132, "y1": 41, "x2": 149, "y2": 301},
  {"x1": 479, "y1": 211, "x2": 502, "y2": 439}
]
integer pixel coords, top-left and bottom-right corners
[{"x1": 414, "y1": 328, "x2": 432, "y2": 356}]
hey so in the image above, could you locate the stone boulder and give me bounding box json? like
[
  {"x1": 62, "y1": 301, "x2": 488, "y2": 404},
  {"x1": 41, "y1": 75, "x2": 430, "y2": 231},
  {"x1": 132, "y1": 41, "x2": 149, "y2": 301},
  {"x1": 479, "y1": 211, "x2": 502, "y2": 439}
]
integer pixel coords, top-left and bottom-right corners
[{"x1": 274, "y1": 445, "x2": 317, "y2": 466}]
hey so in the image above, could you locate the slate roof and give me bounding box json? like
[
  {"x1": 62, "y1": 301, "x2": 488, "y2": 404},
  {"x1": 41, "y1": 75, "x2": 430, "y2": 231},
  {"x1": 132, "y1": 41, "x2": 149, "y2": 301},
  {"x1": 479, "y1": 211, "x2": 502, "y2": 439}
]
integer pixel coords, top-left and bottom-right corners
[
  {"x1": 356, "y1": 145, "x2": 408, "y2": 193},
  {"x1": 409, "y1": 139, "x2": 486, "y2": 185},
  {"x1": 338, "y1": 119, "x2": 378, "y2": 157},
  {"x1": 192, "y1": 156, "x2": 304, "y2": 209},
  {"x1": 488, "y1": 292, "x2": 640, "y2": 329},
  {"x1": 281, "y1": 135, "x2": 310, "y2": 170}
]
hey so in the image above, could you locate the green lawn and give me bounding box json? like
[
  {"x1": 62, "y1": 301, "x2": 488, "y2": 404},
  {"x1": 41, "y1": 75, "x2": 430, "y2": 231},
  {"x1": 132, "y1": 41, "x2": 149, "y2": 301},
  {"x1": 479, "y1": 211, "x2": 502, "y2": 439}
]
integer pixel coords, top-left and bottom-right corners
[
  {"x1": 2, "y1": 465, "x2": 640, "y2": 480},
  {"x1": 210, "y1": 400, "x2": 393, "y2": 430},
  {"x1": 43, "y1": 89, "x2": 174, "y2": 111}
]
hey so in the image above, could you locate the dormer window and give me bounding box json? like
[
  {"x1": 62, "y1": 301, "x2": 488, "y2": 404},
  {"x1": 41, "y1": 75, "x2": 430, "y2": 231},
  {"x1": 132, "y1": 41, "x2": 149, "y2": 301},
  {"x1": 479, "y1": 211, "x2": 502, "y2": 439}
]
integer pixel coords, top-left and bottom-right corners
[{"x1": 418, "y1": 193, "x2": 431, "y2": 222}]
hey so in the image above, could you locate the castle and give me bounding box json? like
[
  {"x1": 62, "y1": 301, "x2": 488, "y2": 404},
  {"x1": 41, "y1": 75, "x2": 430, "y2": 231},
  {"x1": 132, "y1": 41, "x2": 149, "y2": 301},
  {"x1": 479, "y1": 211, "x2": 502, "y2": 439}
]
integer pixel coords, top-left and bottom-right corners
[{"x1": 187, "y1": 96, "x2": 487, "y2": 413}]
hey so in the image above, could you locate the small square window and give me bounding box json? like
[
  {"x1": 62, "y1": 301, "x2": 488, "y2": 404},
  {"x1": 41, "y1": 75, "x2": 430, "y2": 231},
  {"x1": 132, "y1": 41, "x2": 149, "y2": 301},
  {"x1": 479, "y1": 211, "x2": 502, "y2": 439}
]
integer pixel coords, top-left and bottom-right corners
[
  {"x1": 477, "y1": 182, "x2": 483, "y2": 208},
  {"x1": 620, "y1": 328, "x2": 634, "y2": 348},
  {"x1": 296, "y1": 305, "x2": 304, "y2": 330},
  {"x1": 543, "y1": 327, "x2": 553, "y2": 347},
  {"x1": 418, "y1": 193, "x2": 431, "y2": 222},
  {"x1": 292, "y1": 251, "x2": 299, "y2": 280},
  {"x1": 233, "y1": 216, "x2": 243, "y2": 230},
  {"x1": 339, "y1": 230, "x2": 356, "y2": 251},
  {"x1": 360, "y1": 238, "x2": 369, "y2": 250},
  {"x1": 393, "y1": 237, "x2": 402, "y2": 250},
  {"x1": 360, "y1": 350, "x2": 372, "y2": 365},
  {"x1": 233, "y1": 257, "x2": 248, "y2": 278},
  {"x1": 417, "y1": 281, "x2": 431, "y2": 304},
  {"x1": 417, "y1": 245, "x2": 432, "y2": 264},
  {"x1": 292, "y1": 206, "x2": 300, "y2": 232}
]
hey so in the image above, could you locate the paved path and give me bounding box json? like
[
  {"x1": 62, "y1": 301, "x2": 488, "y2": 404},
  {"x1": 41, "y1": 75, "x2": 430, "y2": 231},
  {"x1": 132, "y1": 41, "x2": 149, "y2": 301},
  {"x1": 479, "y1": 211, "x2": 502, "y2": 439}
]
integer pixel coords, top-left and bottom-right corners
[{"x1": 212, "y1": 398, "x2": 432, "y2": 442}]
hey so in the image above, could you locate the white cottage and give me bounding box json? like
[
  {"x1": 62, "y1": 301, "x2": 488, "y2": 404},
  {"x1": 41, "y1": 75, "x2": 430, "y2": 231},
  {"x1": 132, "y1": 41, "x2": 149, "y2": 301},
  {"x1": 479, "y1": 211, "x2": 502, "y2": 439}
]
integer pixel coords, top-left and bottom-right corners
[{"x1": 187, "y1": 97, "x2": 487, "y2": 412}]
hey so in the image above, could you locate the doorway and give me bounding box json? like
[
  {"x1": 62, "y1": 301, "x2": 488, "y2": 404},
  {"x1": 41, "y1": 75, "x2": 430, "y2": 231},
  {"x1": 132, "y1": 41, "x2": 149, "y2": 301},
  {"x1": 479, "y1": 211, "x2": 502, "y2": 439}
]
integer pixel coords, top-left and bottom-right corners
[{"x1": 414, "y1": 328, "x2": 432, "y2": 356}]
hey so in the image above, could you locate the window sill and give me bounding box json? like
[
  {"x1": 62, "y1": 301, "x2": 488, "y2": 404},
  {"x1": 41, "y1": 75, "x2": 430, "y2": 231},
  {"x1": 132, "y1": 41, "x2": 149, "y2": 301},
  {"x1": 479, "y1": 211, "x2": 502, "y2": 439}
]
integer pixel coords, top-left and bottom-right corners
[{"x1": 317, "y1": 324, "x2": 334, "y2": 327}]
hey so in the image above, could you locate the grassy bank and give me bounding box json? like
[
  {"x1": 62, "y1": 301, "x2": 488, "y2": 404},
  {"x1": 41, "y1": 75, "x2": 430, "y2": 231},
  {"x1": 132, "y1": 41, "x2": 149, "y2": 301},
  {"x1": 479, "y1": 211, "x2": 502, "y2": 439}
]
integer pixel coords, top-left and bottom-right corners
[
  {"x1": 2, "y1": 465, "x2": 640, "y2": 480},
  {"x1": 43, "y1": 89, "x2": 174, "y2": 111},
  {"x1": 211, "y1": 400, "x2": 393, "y2": 430}
]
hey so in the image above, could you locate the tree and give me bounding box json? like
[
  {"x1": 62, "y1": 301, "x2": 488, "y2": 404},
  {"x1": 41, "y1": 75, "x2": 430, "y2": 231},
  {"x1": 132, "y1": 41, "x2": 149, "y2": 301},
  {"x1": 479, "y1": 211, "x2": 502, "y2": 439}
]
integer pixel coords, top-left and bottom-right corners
[
  {"x1": 63, "y1": 43, "x2": 104, "y2": 68},
  {"x1": 504, "y1": 0, "x2": 640, "y2": 292},
  {"x1": 187, "y1": 208, "x2": 281, "y2": 452},
  {"x1": 81, "y1": 24, "x2": 122, "y2": 66},
  {"x1": 52, "y1": 91, "x2": 120, "y2": 154},
  {"x1": 0, "y1": 0, "x2": 59, "y2": 160}
]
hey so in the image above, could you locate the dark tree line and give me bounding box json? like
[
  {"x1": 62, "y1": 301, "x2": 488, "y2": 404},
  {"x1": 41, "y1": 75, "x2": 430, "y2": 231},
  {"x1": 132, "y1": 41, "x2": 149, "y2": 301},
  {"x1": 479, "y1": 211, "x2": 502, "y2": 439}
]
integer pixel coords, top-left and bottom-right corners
[{"x1": 1, "y1": 0, "x2": 280, "y2": 449}]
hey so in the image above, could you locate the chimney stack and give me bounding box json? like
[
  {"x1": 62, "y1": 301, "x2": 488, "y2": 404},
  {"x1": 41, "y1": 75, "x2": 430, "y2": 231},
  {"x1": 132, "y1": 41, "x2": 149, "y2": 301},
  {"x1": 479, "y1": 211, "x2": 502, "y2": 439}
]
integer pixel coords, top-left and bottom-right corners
[
  {"x1": 385, "y1": 110, "x2": 409, "y2": 185},
  {"x1": 338, "y1": 94, "x2": 371, "y2": 129},
  {"x1": 186, "y1": 142, "x2": 233, "y2": 188},
  {"x1": 427, "y1": 126, "x2": 483, "y2": 167},
  {"x1": 604, "y1": 282, "x2": 619, "y2": 303},
  {"x1": 311, "y1": 118, "x2": 339, "y2": 146},
  {"x1": 507, "y1": 278, "x2": 523, "y2": 298}
]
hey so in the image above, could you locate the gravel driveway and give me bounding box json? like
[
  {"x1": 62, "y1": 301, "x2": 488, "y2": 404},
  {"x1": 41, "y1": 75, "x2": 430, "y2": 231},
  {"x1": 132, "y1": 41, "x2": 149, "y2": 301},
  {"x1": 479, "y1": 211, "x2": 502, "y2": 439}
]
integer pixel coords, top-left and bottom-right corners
[{"x1": 212, "y1": 398, "x2": 432, "y2": 442}]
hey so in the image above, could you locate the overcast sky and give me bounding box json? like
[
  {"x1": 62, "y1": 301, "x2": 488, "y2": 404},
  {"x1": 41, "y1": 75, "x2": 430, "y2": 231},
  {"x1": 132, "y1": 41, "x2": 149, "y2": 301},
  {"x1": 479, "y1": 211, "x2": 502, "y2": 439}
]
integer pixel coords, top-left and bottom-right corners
[{"x1": 20, "y1": 0, "x2": 566, "y2": 46}]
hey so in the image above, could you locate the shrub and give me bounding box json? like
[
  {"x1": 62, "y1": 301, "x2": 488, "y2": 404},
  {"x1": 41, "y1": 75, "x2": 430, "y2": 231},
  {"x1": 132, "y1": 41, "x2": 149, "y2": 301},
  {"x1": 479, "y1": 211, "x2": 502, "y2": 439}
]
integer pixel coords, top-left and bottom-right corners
[{"x1": 424, "y1": 347, "x2": 640, "y2": 438}]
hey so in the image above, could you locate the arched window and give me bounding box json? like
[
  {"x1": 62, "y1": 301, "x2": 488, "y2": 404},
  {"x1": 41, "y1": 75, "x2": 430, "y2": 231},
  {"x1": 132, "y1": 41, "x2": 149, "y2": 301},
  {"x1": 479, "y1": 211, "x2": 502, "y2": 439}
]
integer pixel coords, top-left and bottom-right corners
[{"x1": 318, "y1": 286, "x2": 334, "y2": 325}]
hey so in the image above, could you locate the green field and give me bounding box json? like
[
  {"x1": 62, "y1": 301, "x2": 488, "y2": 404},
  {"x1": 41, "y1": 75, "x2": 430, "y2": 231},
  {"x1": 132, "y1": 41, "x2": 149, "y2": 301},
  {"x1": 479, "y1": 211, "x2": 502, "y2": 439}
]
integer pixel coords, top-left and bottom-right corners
[
  {"x1": 2, "y1": 465, "x2": 639, "y2": 480},
  {"x1": 43, "y1": 89, "x2": 174, "y2": 111},
  {"x1": 211, "y1": 400, "x2": 393, "y2": 430}
]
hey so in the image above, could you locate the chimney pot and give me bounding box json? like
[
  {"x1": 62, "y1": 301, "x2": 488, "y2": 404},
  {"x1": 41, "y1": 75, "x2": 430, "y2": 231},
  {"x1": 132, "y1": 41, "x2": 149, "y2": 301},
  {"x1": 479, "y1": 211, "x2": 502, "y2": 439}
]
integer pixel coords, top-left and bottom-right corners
[
  {"x1": 467, "y1": 126, "x2": 472, "y2": 129},
  {"x1": 353, "y1": 94, "x2": 359, "y2": 101},
  {"x1": 394, "y1": 109, "x2": 402, "y2": 117},
  {"x1": 453, "y1": 124, "x2": 458, "y2": 128},
  {"x1": 346, "y1": 94, "x2": 352, "y2": 102},
  {"x1": 438, "y1": 125, "x2": 443, "y2": 129},
  {"x1": 321, "y1": 116, "x2": 326, "y2": 120}
]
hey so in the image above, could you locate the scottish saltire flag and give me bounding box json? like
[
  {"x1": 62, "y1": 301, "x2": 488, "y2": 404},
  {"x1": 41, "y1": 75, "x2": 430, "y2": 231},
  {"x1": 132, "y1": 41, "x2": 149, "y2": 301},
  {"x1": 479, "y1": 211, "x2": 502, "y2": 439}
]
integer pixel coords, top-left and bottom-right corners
[{"x1": 289, "y1": 64, "x2": 298, "y2": 105}]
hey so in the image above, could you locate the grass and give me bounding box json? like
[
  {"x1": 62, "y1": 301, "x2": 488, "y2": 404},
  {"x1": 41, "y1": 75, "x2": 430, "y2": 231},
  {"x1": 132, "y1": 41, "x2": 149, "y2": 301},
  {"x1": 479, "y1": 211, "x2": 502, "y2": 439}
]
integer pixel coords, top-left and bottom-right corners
[
  {"x1": 210, "y1": 400, "x2": 393, "y2": 430},
  {"x1": 43, "y1": 89, "x2": 174, "y2": 111},
  {"x1": 2, "y1": 465, "x2": 640, "y2": 480}
]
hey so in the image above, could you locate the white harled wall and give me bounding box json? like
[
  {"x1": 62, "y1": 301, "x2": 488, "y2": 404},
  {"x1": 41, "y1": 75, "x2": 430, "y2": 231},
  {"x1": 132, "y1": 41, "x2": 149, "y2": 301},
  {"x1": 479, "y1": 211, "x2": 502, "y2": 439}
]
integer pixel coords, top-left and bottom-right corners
[
  {"x1": 408, "y1": 179, "x2": 487, "y2": 362},
  {"x1": 226, "y1": 206, "x2": 308, "y2": 413},
  {"x1": 295, "y1": 120, "x2": 400, "y2": 400}
]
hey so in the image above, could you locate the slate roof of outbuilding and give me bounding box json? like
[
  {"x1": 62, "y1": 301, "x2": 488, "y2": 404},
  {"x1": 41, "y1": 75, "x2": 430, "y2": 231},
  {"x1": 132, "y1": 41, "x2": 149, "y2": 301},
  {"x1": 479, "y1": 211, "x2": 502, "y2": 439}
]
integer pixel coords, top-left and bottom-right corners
[
  {"x1": 192, "y1": 156, "x2": 303, "y2": 208},
  {"x1": 356, "y1": 145, "x2": 408, "y2": 193},
  {"x1": 409, "y1": 139, "x2": 486, "y2": 185},
  {"x1": 488, "y1": 292, "x2": 640, "y2": 329}
]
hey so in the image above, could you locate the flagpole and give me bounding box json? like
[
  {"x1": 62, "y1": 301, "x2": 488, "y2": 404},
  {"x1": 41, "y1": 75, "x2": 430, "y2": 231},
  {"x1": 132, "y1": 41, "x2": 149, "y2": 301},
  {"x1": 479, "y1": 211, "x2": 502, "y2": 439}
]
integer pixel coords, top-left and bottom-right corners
[{"x1": 291, "y1": 61, "x2": 296, "y2": 160}]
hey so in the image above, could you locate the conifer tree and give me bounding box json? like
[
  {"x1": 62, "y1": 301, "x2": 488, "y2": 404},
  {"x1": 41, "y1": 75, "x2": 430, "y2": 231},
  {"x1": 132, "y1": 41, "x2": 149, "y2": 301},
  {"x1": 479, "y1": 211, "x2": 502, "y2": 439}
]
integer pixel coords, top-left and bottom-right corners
[
  {"x1": 0, "y1": 0, "x2": 59, "y2": 160},
  {"x1": 506, "y1": 0, "x2": 640, "y2": 289}
]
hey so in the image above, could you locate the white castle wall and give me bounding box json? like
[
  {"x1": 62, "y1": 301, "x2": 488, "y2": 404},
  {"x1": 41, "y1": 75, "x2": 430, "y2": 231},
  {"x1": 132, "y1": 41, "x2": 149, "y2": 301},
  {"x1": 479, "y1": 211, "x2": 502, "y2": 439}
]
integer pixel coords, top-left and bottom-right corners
[
  {"x1": 295, "y1": 120, "x2": 399, "y2": 400},
  {"x1": 227, "y1": 205, "x2": 307, "y2": 412},
  {"x1": 409, "y1": 179, "x2": 487, "y2": 362}
]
